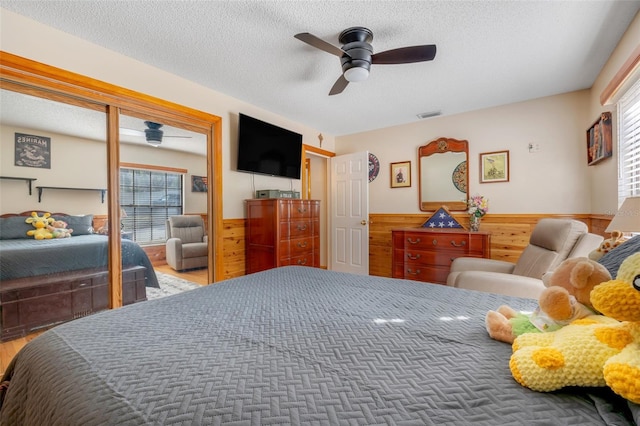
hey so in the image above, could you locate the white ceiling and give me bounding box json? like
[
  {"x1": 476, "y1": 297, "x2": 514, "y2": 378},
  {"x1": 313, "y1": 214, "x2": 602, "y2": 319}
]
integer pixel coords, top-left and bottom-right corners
[{"x1": 1, "y1": 1, "x2": 639, "y2": 137}]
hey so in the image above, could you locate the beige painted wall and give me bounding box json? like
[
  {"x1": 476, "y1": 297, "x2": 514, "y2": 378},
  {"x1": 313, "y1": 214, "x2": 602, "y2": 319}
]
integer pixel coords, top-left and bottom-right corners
[
  {"x1": 0, "y1": 124, "x2": 208, "y2": 215},
  {"x1": 336, "y1": 90, "x2": 591, "y2": 214},
  {"x1": 0, "y1": 9, "x2": 336, "y2": 220}
]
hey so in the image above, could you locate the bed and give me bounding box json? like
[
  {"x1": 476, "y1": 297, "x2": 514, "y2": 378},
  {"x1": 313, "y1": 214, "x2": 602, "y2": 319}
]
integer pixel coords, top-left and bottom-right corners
[
  {"x1": 0, "y1": 211, "x2": 159, "y2": 341},
  {"x1": 1, "y1": 266, "x2": 636, "y2": 425}
]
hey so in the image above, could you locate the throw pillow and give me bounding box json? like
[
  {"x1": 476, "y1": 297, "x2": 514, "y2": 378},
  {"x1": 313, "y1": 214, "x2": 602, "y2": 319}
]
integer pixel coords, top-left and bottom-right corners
[
  {"x1": 598, "y1": 234, "x2": 640, "y2": 276},
  {"x1": 56, "y1": 214, "x2": 94, "y2": 236},
  {"x1": 0, "y1": 216, "x2": 32, "y2": 239}
]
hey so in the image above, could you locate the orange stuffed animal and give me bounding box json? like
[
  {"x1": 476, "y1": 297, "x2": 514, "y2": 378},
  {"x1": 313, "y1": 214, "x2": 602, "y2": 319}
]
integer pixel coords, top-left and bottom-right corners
[{"x1": 485, "y1": 257, "x2": 612, "y2": 343}]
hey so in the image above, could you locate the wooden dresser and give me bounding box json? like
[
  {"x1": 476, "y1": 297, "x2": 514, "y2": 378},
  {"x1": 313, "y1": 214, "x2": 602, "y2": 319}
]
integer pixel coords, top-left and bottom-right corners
[
  {"x1": 392, "y1": 228, "x2": 491, "y2": 284},
  {"x1": 245, "y1": 199, "x2": 320, "y2": 274}
]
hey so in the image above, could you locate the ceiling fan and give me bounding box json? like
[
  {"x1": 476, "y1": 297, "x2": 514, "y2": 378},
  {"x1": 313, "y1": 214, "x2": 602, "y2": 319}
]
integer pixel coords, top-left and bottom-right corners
[
  {"x1": 294, "y1": 26, "x2": 436, "y2": 95},
  {"x1": 119, "y1": 121, "x2": 192, "y2": 146}
]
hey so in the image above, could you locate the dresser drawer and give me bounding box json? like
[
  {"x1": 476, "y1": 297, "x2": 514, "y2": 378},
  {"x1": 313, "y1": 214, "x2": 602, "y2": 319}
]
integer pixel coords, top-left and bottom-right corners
[
  {"x1": 394, "y1": 232, "x2": 471, "y2": 252},
  {"x1": 393, "y1": 262, "x2": 449, "y2": 284},
  {"x1": 280, "y1": 219, "x2": 316, "y2": 239},
  {"x1": 289, "y1": 236, "x2": 317, "y2": 257},
  {"x1": 285, "y1": 253, "x2": 317, "y2": 267},
  {"x1": 393, "y1": 249, "x2": 460, "y2": 268}
]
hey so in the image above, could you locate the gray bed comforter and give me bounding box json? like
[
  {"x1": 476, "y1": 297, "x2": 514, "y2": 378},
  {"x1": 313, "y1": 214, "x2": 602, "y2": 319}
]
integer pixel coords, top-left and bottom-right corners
[
  {"x1": 0, "y1": 234, "x2": 158, "y2": 287},
  {"x1": 1, "y1": 266, "x2": 637, "y2": 425}
]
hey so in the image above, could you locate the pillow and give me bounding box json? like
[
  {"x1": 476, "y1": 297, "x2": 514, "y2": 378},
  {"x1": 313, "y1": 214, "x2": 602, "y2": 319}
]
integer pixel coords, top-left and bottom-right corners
[
  {"x1": 0, "y1": 216, "x2": 33, "y2": 240},
  {"x1": 598, "y1": 234, "x2": 640, "y2": 277},
  {"x1": 55, "y1": 214, "x2": 94, "y2": 236}
]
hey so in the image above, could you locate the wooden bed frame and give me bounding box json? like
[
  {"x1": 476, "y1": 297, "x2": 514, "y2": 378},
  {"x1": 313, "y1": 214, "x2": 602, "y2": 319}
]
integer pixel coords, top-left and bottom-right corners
[{"x1": 0, "y1": 211, "x2": 147, "y2": 342}]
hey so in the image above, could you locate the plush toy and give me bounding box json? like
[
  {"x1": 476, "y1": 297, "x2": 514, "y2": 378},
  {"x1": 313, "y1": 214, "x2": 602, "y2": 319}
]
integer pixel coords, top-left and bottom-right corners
[
  {"x1": 509, "y1": 253, "x2": 640, "y2": 404},
  {"x1": 25, "y1": 211, "x2": 54, "y2": 240},
  {"x1": 485, "y1": 257, "x2": 612, "y2": 343},
  {"x1": 48, "y1": 219, "x2": 73, "y2": 238},
  {"x1": 588, "y1": 230, "x2": 627, "y2": 261}
]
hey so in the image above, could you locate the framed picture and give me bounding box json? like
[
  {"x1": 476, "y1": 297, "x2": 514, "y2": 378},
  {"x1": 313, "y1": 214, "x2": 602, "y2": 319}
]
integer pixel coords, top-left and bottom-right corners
[
  {"x1": 587, "y1": 112, "x2": 612, "y2": 166},
  {"x1": 191, "y1": 175, "x2": 208, "y2": 192},
  {"x1": 390, "y1": 161, "x2": 411, "y2": 188},
  {"x1": 479, "y1": 150, "x2": 509, "y2": 183},
  {"x1": 14, "y1": 133, "x2": 51, "y2": 169}
]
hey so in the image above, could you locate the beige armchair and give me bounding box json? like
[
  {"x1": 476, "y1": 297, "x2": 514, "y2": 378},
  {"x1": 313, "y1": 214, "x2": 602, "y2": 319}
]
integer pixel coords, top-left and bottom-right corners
[
  {"x1": 165, "y1": 215, "x2": 208, "y2": 271},
  {"x1": 446, "y1": 218, "x2": 604, "y2": 299}
]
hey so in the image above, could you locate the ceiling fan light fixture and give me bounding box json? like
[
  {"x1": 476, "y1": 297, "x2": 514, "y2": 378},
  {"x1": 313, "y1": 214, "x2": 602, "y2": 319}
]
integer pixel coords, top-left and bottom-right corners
[
  {"x1": 344, "y1": 67, "x2": 369, "y2": 82},
  {"x1": 144, "y1": 128, "x2": 163, "y2": 144}
]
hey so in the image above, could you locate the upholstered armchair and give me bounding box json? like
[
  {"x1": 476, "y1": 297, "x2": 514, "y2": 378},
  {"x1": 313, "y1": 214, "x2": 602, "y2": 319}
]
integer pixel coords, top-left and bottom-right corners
[
  {"x1": 446, "y1": 218, "x2": 604, "y2": 299},
  {"x1": 165, "y1": 215, "x2": 208, "y2": 271}
]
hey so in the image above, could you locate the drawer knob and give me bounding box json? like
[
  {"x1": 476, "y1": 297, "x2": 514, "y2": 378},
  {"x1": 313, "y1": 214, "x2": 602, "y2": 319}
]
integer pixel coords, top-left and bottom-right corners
[
  {"x1": 407, "y1": 253, "x2": 421, "y2": 260},
  {"x1": 297, "y1": 241, "x2": 308, "y2": 248},
  {"x1": 297, "y1": 208, "x2": 307, "y2": 213},
  {"x1": 432, "y1": 239, "x2": 437, "y2": 246},
  {"x1": 297, "y1": 224, "x2": 307, "y2": 231},
  {"x1": 450, "y1": 240, "x2": 466, "y2": 247},
  {"x1": 407, "y1": 268, "x2": 421, "y2": 275},
  {"x1": 407, "y1": 237, "x2": 421, "y2": 244},
  {"x1": 297, "y1": 259, "x2": 307, "y2": 265}
]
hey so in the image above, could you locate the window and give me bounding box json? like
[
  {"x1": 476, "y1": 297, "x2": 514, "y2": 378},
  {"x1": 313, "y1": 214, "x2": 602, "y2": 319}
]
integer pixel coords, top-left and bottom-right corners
[
  {"x1": 120, "y1": 167, "x2": 183, "y2": 244},
  {"x1": 617, "y1": 77, "x2": 640, "y2": 205}
]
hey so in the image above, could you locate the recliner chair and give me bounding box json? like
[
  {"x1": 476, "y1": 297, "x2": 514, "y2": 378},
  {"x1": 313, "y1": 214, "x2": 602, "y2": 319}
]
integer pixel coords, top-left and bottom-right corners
[
  {"x1": 446, "y1": 218, "x2": 604, "y2": 299},
  {"x1": 165, "y1": 215, "x2": 208, "y2": 271}
]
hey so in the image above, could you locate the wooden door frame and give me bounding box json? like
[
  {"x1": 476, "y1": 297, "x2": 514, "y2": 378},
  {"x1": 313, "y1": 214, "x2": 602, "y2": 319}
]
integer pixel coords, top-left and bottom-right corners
[{"x1": 0, "y1": 51, "x2": 224, "y2": 307}]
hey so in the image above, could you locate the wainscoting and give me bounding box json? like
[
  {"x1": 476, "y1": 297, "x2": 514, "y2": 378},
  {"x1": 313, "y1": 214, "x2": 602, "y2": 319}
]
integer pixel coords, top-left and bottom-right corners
[{"x1": 143, "y1": 214, "x2": 611, "y2": 281}]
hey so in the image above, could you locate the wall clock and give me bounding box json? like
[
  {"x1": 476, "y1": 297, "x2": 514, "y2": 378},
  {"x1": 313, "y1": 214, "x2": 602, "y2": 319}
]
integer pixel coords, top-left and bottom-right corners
[{"x1": 368, "y1": 153, "x2": 380, "y2": 182}]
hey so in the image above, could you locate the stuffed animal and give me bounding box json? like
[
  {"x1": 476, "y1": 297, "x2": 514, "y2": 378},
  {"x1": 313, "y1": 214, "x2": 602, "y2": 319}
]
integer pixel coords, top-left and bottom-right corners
[
  {"x1": 509, "y1": 253, "x2": 640, "y2": 404},
  {"x1": 48, "y1": 219, "x2": 73, "y2": 238},
  {"x1": 588, "y1": 230, "x2": 627, "y2": 261},
  {"x1": 485, "y1": 257, "x2": 612, "y2": 343},
  {"x1": 25, "y1": 211, "x2": 54, "y2": 240}
]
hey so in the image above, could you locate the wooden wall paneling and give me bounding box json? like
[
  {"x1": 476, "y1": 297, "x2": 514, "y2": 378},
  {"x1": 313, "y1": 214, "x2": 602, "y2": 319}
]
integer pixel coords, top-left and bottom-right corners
[
  {"x1": 223, "y1": 219, "x2": 246, "y2": 279},
  {"x1": 368, "y1": 213, "x2": 610, "y2": 278}
]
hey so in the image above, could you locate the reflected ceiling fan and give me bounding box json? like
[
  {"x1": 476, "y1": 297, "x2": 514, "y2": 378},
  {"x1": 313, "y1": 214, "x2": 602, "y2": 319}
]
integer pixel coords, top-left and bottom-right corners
[
  {"x1": 119, "y1": 121, "x2": 192, "y2": 146},
  {"x1": 294, "y1": 26, "x2": 437, "y2": 95}
]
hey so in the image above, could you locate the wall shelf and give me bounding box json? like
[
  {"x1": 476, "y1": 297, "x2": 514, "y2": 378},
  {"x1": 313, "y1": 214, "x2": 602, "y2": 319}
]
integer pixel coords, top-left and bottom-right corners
[
  {"x1": 0, "y1": 176, "x2": 37, "y2": 195},
  {"x1": 35, "y1": 186, "x2": 107, "y2": 203}
]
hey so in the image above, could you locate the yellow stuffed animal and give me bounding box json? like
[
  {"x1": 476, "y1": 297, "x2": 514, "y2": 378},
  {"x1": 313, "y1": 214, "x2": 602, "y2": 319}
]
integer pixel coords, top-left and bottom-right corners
[
  {"x1": 25, "y1": 211, "x2": 54, "y2": 240},
  {"x1": 509, "y1": 253, "x2": 640, "y2": 404}
]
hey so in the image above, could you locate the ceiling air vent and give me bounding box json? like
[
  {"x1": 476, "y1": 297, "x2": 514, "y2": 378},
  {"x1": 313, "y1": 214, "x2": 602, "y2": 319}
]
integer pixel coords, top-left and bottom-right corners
[{"x1": 416, "y1": 111, "x2": 441, "y2": 119}]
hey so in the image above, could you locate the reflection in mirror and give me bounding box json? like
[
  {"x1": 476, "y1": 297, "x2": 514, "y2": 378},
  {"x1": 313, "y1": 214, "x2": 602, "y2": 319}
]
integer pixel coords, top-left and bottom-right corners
[
  {"x1": 418, "y1": 137, "x2": 468, "y2": 211},
  {"x1": 119, "y1": 114, "x2": 209, "y2": 283},
  {"x1": 0, "y1": 88, "x2": 113, "y2": 340}
]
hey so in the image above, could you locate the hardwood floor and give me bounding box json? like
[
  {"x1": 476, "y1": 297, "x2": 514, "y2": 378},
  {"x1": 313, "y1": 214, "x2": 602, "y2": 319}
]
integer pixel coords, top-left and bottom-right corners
[{"x1": 0, "y1": 265, "x2": 208, "y2": 375}]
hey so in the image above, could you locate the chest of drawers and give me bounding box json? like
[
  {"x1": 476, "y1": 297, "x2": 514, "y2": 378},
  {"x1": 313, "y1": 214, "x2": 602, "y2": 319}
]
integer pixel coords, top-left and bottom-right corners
[
  {"x1": 392, "y1": 228, "x2": 491, "y2": 284},
  {"x1": 245, "y1": 199, "x2": 320, "y2": 274}
]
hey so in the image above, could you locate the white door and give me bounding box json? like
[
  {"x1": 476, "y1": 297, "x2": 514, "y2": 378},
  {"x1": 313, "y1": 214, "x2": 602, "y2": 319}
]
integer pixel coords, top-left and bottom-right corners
[{"x1": 330, "y1": 151, "x2": 369, "y2": 275}]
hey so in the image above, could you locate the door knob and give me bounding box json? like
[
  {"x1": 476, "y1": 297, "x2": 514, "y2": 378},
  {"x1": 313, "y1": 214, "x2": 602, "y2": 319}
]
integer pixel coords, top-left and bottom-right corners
[{"x1": 361, "y1": 220, "x2": 367, "y2": 225}]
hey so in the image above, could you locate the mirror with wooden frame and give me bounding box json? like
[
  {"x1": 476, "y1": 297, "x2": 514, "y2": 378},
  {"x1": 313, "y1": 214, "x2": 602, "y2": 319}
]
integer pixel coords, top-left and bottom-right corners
[{"x1": 418, "y1": 137, "x2": 469, "y2": 211}]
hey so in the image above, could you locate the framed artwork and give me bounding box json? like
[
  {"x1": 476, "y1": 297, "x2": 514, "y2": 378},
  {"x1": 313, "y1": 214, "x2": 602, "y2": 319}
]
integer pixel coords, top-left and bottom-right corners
[
  {"x1": 390, "y1": 161, "x2": 411, "y2": 188},
  {"x1": 479, "y1": 150, "x2": 509, "y2": 183},
  {"x1": 191, "y1": 175, "x2": 208, "y2": 192},
  {"x1": 14, "y1": 133, "x2": 51, "y2": 169},
  {"x1": 587, "y1": 112, "x2": 612, "y2": 166}
]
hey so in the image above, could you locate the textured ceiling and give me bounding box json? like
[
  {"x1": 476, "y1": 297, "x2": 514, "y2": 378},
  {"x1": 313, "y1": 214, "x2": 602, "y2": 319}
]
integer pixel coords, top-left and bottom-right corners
[{"x1": 1, "y1": 1, "x2": 639, "y2": 136}]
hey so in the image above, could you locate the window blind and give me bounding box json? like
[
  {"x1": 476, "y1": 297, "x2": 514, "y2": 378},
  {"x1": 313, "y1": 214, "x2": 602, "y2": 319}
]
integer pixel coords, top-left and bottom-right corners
[
  {"x1": 120, "y1": 168, "x2": 184, "y2": 244},
  {"x1": 617, "y1": 77, "x2": 640, "y2": 206}
]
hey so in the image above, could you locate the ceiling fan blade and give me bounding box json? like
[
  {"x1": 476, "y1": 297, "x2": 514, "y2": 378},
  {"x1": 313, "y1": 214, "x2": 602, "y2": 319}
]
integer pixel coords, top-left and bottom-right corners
[
  {"x1": 119, "y1": 128, "x2": 145, "y2": 136},
  {"x1": 372, "y1": 44, "x2": 437, "y2": 65},
  {"x1": 295, "y1": 32, "x2": 349, "y2": 58},
  {"x1": 329, "y1": 75, "x2": 349, "y2": 96}
]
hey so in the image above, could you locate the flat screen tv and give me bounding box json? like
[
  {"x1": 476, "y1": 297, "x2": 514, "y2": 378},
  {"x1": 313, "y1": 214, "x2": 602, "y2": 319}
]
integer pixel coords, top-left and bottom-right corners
[{"x1": 237, "y1": 113, "x2": 303, "y2": 179}]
